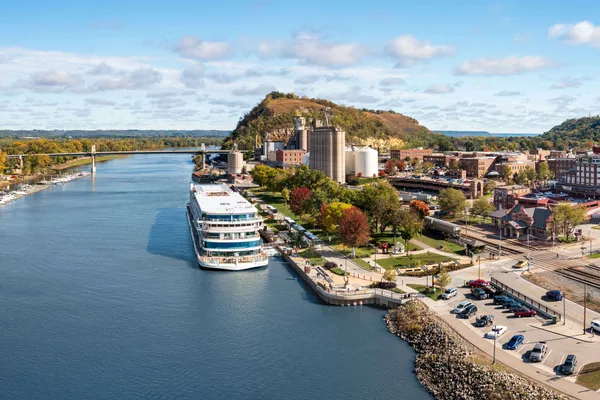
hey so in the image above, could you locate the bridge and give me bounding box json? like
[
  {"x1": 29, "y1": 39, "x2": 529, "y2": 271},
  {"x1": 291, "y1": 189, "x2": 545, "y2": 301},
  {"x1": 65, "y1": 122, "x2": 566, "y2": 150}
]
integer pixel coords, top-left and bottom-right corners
[{"x1": 6, "y1": 145, "x2": 240, "y2": 174}]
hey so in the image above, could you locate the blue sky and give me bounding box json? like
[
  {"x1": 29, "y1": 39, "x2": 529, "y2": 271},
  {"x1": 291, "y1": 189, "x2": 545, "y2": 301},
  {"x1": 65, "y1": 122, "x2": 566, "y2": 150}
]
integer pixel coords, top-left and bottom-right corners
[{"x1": 1, "y1": 0, "x2": 600, "y2": 132}]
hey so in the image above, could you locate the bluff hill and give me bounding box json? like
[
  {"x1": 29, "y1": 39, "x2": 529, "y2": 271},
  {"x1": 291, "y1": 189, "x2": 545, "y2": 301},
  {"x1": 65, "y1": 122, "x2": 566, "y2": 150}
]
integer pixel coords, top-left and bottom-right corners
[
  {"x1": 222, "y1": 92, "x2": 440, "y2": 150},
  {"x1": 541, "y1": 116, "x2": 600, "y2": 145}
]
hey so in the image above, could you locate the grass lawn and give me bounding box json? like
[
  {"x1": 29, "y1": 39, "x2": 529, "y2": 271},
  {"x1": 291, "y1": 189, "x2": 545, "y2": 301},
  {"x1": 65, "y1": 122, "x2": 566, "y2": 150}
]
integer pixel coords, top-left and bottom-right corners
[
  {"x1": 372, "y1": 232, "x2": 421, "y2": 251},
  {"x1": 392, "y1": 288, "x2": 405, "y2": 294},
  {"x1": 593, "y1": 226, "x2": 600, "y2": 231},
  {"x1": 330, "y1": 267, "x2": 347, "y2": 276},
  {"x1": 376, "y1": 252, "x2": 455, "y2": 270},
  {"x1": 589, "y1": 253, "x2": 600, "y2": 259},
  {"x1": 407, "y1": 284, "x2": 442, "y2": 301},
  {"x1": 577, "y1": 362, "x2": 600, "y2": 390},
  {"x1": 354, "y1": 258, "x2": 374, "y2": 271},
  {"x1": 299, "y1": 248, "x2": 323, "y2": 265},
  {"x1": 50, "y1": 155, "x2": 126, "y2": 170},
  {"x1": 250, "y1": 189, "x2": 296, "y2": 219},
  {"x1": 415, "y1": 234, "x2": 465, "y2": 255}
]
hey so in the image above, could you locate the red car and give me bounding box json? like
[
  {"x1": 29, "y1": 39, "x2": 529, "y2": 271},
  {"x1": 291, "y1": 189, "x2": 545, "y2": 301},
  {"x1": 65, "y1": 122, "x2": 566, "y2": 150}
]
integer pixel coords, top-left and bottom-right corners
[
  {"x1": 467, "y1": 279, "x2": 491, "y2": 288},
  {"x1": 513, "y1": 307, "x2": 537, "y2": 318}
]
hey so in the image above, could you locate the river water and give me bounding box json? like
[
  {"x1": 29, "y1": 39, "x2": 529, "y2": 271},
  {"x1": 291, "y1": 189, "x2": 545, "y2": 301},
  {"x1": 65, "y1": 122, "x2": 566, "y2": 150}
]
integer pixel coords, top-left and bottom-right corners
[{"x1": 0, "y1": 154, "x2": 431, "y2": 400}]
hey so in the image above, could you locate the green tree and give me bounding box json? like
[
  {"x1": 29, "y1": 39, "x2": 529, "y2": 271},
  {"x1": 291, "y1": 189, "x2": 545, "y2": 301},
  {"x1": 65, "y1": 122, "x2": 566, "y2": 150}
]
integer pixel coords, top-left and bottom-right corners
[
  {"x1": 552, "y1": 203, "x2": 588, "y2": 239},
  {"x1": 470, "y1": 197, "x2": 495, "y2": 222},
  {"x1": 448, "y1": 159, "x2": 459, "y2": 171},
  {"x1": 383, "y1": 269, "x2": 397, "y2": 282},
  {"x1": 523, "y1": 166, "x2": 537, "y2": 184},
  {"x1": 422, "y1": 161, "x2": 434, "y2": 171},
  {"x1": 281, "y1": 188, "x2": 290, "y2": 204},
  {"x1": 396, "y1": 208, "x2": 423, "y2": 255},
  {"x1": 436, "y1": 267, "x2": 451, "y2": 292},
  {"x1": 483, "y1": 180, "x2": 496, "y2": 195},
  {"x1": 359, "y1": 180, "x2": 400, "y2": 222},
  {"x1": 502, "y1": 165, "x2": 513, "y2": 182},
  {"x1": 0, "y1": 150, "x2": 6, "y2": 173},
  {"x1": 537, "y1": 162, "x2": 553, "y2": 182},
  {"x1": 438, "y1": 188, "x2": 467, "y2": 217},
  {"x1": 322, "y1": 202, "x2": 352, "y2": 233}
]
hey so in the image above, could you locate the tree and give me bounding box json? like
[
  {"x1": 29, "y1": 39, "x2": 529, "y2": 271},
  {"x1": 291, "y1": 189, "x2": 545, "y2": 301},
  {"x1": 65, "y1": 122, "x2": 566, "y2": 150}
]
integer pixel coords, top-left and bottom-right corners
[
  {"x1": 523, "y1": 166, "x2": 537, "y2": 184},
  {"x1": 471, "y1": 197, "x2": 495, "y2": 222},
  {"x1": 322, "y1": 202, "x2": 352, "y2": 233},
  {"x1": 0, "y1": 150, "x2": 6, "y2": 173},
  {"x1": 250, "y1": 164, "x2": 274, "y2": 187},
  {"x1": 422, "y1": 161, "x2": 434, "y2": 171},
  {"x1": 436, "y1": 267, "x2": 451, "y2": 292},
  {"x1": 396, "y1": 160, "x2": 406, "y2": 172},
  {"x1": 396, "y1": 208, "x2": 423, "y2": 255},
  {"x1": 502, "y1": 165, "x2": 513, "y2": 182},
  {"x1": 384, "y1": 159, "x2": 396, "y2": 175},
  {"x1": 438, "y1": 188, "x2": 467, "y2": 217},
  {"x1": 409, "y1": 200, "x2": 430, "y2": 219},
  {"x1": 537, "y1": 162, "x2": 553, "y2": 182},
  {"x1": 483, "y1": 180, "x2": 496, "y2": 195},
  {"x1": 290, "y1": 187, "x2": 311, "y2": 215},
  {"x1": 552, "y1": 203, "x2": 588, "y2": 239},
  {"x1": 281, "y1": 188, "x2": 290, "y2": 204},
  {"x1": 338, "y1": 206, "x2": 371, "y2": 258},
  {"x1": 383, "y1": 269, "x2": 397, "y2": 283},
  {"x1": 448, "y1": 159, "x2": 459, "y2": 171}
]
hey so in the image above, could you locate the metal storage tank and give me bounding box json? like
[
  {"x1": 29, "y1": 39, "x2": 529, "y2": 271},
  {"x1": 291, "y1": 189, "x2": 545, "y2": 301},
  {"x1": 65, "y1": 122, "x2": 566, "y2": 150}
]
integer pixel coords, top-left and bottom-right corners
[
  {"x1": 355, "y1": 146, "x2": 378, "y2": 178},
  {"x1": 345, "y1": 146, "x2": 356, "y2": 175},
  {"x1": 228, "y1": 151, "x2": 244, "y2": 174}
]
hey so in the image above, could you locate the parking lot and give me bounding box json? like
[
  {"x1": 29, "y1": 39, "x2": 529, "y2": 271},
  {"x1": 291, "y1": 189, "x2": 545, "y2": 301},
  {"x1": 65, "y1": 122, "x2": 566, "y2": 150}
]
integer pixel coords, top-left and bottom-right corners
[{"x1": 441, "y1": 285, "x2": 598, "y2": 380}]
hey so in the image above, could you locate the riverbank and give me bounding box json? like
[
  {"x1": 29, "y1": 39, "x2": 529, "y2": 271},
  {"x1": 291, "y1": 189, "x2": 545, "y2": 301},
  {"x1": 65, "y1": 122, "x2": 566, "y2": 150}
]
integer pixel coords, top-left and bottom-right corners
[
  {"x1": 50, "y1": 155, "x2": 127, "y2": 171},
  {"x1": 0, "y1": 172, "x2": 90, "y2": 207},
  {"x1": 385, "y1": 300, "x2": 567, "y2": 400}
]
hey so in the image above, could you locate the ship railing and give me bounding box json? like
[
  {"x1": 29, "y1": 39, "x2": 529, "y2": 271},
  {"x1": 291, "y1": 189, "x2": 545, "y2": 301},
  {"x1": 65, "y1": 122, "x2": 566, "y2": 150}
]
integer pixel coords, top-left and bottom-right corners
[{"x1": 199, "y1": 253, "x2": 269, "y2": 265}]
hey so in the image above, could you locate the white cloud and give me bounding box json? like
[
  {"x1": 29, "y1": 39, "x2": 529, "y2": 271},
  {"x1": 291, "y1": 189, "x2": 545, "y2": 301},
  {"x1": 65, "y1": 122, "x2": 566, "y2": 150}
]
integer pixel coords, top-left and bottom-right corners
[
  {"x1": 180, "y1": 65, "x2": 205, "y2": 89},
  {"x1": 454, "y1": 56, "x2": 554, "y2": 76},
  {"x1": 14, "y1": 70, "x2": 84, "y2": 93},
  {"x1": 146, "y1": 91, "x2": 180, "y2": 98},
  {"x1": 85, "y1": 98, "x2": 116, "y2": 106},
  {"x1": 174, "y1": 36, "x2": 230, "y2": 60},
  {"x1": 87, "y1": 63, "x2": 122, "y2": 76},
  {"x1": 551, "y1": 78, "x2": 583, "y2": 89},
  {"x1": 424, "y1": 84, "x2": 454, "y2": 94},
  {"x1": 548, "y1": 21, "x2": 600, "y2": 46},
  {"x1": 494, "y1": 90, "x2": 522, "y2": 96},
  {"x1": 232, "y1": 84, "x2": 276, "y2": 96},
  {"x1": 93, "y1": 68, "x2": 162, "y2": 91},
  {"x1": 386, "y1": 35, "x2": 454, "y2": 67},
  {"x1": 379, "y1": 77, "x2": 406, "y2": 86}
]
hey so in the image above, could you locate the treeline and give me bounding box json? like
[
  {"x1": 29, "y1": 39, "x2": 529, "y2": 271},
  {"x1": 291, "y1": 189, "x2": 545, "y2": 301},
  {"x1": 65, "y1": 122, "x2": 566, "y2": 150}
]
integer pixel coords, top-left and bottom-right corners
[
  {"x1": 0, "y1": 136, "x2": 222, "y2": 174},
  {"x1": 0, "y1": 130, "x2": 230, "y2": 138}
]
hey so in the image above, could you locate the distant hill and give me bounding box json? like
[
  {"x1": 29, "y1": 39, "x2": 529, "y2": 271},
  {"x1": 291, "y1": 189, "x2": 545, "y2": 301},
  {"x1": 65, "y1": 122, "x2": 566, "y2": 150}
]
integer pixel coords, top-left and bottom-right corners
[
  {"x1": 0, "y1": 130, "x2": 230, "y2": 138},
  {"x1": 541, "y1": 116, "x2": 600, "y2": 144},
  {"x1": 436, "y1": 130, "x2": 541, "y2": 138},
  {"x1": 223, "y1": 92, "x2": 440, "y2": 150}
]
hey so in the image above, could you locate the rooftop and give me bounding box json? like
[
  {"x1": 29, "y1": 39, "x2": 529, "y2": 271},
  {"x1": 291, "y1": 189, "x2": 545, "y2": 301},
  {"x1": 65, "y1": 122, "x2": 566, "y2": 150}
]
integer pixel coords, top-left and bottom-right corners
[{"x1": 192, "y1": 184, "x2": 256, "y2": 214}]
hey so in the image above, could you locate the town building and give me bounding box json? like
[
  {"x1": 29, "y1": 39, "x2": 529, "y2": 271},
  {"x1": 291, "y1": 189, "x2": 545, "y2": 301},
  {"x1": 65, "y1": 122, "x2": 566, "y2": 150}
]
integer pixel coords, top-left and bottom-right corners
[
  {"x1": 547, "y1": 157, "x2": 575, "y2": 182},
  {"x1": 262, "y1": 139, "x2": 285, "y2": 161},
  {"x1": 493, "y1": 185, "x2": 532, "y2": 210},
  {"x1": 494, "y1": 160, "x2": 536, "y2": 178},
  {"x1": 345, "y1": 146, "x2": 378, "y2": 178},
  {"x1": 309, "y1": 119, "x2": 346, "y2": 184},
  {"x1": 390, "y1": 148, "x2": 432, "y2": 162},
  {"x1": 275, "y1": 149, "x2": 306, "y2": 166},
  {"x1": 489, "y1": 204, "x2": 553, "y2": 240},
  {"x1": 458, "y1": 157, "x2": 496, "y2": 178},
  {"x1": 529, "y1": 148, "x2": 551, "y2": 161}
]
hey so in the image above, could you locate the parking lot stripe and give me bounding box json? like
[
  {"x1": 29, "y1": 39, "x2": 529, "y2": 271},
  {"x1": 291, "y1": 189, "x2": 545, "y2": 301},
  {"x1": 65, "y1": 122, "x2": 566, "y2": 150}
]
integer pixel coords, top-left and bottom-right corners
[{"x1": 542, "y1": 350, "x2": 553, "y2": 365}]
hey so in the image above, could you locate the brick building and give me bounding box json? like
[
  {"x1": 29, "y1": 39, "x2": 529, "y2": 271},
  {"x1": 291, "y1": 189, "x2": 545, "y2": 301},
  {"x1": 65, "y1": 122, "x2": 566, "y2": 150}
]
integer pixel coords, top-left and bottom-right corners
[
  {"x1": 390, "y1": 148, "x2": 433, "y2": 162},
  {"x1": 493, "y1": 185, "x2": 531, "y2": 210},
  {"x1": 547, "y1": 157, "x2": 576, "y2": 182},
  {"x1": 458, "y1": 157, "x2": 496, "y2": 178},
  {"x1": 275, "y1": 149, "x2": 306, "y2": 166}
]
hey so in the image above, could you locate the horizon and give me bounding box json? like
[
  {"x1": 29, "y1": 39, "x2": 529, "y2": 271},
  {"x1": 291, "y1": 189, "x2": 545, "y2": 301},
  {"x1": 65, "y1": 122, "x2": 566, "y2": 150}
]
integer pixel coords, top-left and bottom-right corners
[{"x1": 2, "y1": 1, "x2": 600, "y2": 132}]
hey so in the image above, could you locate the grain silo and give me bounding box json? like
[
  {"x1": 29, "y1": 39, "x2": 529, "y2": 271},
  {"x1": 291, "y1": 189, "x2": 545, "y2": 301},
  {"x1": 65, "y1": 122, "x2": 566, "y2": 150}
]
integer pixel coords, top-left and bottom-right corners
[
  {"x1": 355, "y1": 146, "x2": 378, "y2": 178},
  {"x1": 227, "y1": 151, "x2": 244, "y2": 174},
  {"x1": 310, "y1": 119, "x2": 345, "y2": 184}
]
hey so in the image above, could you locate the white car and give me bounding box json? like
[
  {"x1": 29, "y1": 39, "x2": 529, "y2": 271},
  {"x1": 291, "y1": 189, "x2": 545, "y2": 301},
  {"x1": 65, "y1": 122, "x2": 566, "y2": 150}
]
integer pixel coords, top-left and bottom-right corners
[
  {"x1": 442, "y1": 287, "x2": 458, "y2": 300},
  {"x1": 485, "y1": 325, "x2": 507, "y2": 339},
  {"x1": 591, "y1": 319, "x2": 600, "y2": 333},
  {"x1": 452, "y1": 301, "x2": 473, "y2": 314}
]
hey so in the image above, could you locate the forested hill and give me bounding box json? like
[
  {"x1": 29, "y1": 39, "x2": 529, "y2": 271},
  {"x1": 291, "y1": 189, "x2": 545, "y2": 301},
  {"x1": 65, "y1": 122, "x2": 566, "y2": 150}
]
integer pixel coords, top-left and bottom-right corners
[
  {"x1": 0, "y1": 130, "x2": 230, "y2": 138},
  {"x1": 541, "y1": 116, "x2": 600, "y2": 146},
  {"x1": 222, "y1": 92, "x2": 442, "y2": 150}
]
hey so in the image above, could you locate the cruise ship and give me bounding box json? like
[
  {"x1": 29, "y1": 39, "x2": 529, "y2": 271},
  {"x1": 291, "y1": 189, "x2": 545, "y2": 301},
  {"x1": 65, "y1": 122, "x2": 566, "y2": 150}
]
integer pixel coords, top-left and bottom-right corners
[{"x1": 186, "y1": 183, "x2": 269, "y2": 270}]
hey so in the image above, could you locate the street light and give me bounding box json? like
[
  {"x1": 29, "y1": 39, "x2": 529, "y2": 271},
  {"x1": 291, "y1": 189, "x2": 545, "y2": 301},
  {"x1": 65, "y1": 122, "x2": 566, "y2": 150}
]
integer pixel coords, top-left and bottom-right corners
[
  {"x1": 492, "y1": 324, "x2": 497, "y2": 365},
  {"x1": 478, "y1": 255, "x2": 481, "y2": 280}
]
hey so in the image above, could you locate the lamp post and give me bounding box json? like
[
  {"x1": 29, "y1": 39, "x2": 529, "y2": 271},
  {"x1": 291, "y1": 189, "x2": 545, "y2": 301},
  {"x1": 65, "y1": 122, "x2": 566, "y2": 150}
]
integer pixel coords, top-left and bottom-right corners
[
  {"x1": 590, "y1": 229, "x2": 593, "y2": 256},
  {"x1": 584, "y1": 283, "x2": 588, "y2": 334},
  {"x1": 478, "y1": 255, "x2": 481, "y2": 280},
  {"x1": 493, "y1": 324, "x2": 497, "y2": 365}
]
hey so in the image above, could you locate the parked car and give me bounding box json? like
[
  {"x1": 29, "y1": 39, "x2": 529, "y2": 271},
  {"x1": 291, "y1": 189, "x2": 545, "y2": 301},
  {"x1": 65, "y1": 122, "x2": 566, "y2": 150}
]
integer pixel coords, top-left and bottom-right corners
[
  {"x1": 452, "y1": 301, "x2": 473, "y2": 314},
  {"x1": 475, "y1": 314, "x2": 494, "y2": 327},
  {"x1": 467, "y1": 279, "x2": 491, "y2": 288},
  {"x1": 508, "y1": 302, "x2": 525, "y2": 312},
  {"x1": 513, "y1": 307, "x2": 537, "y2": 318},
  {"x1": 472, "y1": 288, "x2": 488, "y2": 300},
  {"x1": 529, "y1": 342, "x2": 548, "y2": 362},
  {"x1": 505, "y1": 334, "x2": 524, "y2": 350},
  {"x1": 513, "y1": 260, "x2": 529, "y2": 269},
  {"x1": 502, "y1": 299, "x2": 521, "y2": 309},
  {"x1": 546, "y1": 290, "x2": 563, "y2": 301},
  {"x1": 591, "y1": 319, "x2": 600, "y2": 333},
  {"x1": 493, "y1": 295, "x2": 510, "y2": 305},
  {"x1": 560, "y1": 354, "x2": 577, "y2": 375},
  {"x1": 441, "y1": 287, "x2": 458, "y2": 300},
  {"x1": 485, "y1": 325, "x2": 507, "y2": 339},
  {"x1": 458, "y1": 304, "x2": 478, "y2": 319}
]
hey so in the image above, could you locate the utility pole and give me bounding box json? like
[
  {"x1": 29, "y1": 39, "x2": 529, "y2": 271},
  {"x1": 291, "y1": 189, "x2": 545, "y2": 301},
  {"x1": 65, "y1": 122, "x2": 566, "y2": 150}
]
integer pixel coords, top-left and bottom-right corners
[
  {"x1": 498, "y1": 223, "x2": 502, "y2": 258},
  {"x1": 563, "y1": 293, "x2": 566, "y2": 326},
  {"x1": 584, "y1": 283, "x2": 588, "y2": 334},
  {"x1": 478, "y1": 255, "x2": 481, "y2": 280},
  {"x1": 493, "y1": 324, "x2": 497, "y2": 365}
]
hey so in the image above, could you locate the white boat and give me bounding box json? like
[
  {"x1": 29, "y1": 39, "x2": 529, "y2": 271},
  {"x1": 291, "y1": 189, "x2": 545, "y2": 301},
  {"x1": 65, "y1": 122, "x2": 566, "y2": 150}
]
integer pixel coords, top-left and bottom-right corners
[{"x1": 186, "y1": 183, "x2": 268, "y2": 270}]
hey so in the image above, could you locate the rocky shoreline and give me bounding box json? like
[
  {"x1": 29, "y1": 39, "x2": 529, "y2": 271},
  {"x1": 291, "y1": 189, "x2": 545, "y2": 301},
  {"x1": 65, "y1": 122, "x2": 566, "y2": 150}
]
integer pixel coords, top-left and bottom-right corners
[{"x1": 385, "y1": 300, "x2": 567, "y2": 400}]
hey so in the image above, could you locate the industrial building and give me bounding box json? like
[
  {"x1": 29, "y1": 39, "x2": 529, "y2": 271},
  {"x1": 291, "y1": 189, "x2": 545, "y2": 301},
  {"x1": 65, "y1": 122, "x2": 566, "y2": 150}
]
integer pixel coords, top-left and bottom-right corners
[
  {"x1": 309, "y1": 119, "x2": 346, "y2": 184},
  {"x1": 390, "y1": 148, "x2": 432, "y2": 161},
  {"x1": 275, "y1": 149, "x2": 306, "y2": 166},
  {"x1": 345, "y1": 146, "x2": 378, "y2": 178},
  {"x1": 294, "y1": 116, "x2": 310, "y2": 152}
]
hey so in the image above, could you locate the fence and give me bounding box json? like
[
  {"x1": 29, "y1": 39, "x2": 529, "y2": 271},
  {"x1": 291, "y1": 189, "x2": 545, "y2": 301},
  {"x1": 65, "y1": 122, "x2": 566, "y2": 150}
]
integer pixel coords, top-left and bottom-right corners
[{"x1": 491, "y1": 278, "x2": 561, "y2": 321}]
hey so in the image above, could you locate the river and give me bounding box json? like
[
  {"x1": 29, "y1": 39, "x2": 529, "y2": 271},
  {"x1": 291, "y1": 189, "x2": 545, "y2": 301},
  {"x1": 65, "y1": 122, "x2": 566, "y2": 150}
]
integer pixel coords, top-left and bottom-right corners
[{"x1": 0, "y1": 154, "x2": 431, "y2": 400}]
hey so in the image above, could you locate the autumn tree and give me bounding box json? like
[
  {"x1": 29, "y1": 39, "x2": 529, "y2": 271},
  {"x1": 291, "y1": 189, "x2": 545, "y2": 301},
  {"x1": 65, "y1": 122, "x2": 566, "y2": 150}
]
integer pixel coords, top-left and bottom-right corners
[
  {"x1": 396, "y1": 160, "x2": 406, "y2": 172},
  {"x1": 281, "y1": 188, "x2": 290, "y2": 204},
  {"x1": 471, "y1": 197, "x2": 495, "y2": 222},
  {"x1": 290, "y1": 187, "x2": 311, "y2": 215},
  {"x1": 409, "y1": 200, "x2": 430, "y2": 219},
  {"x1": 384, "y1": 159, "x2": 396, "y2": 175},
  {"x1": 422, "y1": 161, "x2": 434, "y2": 171},
  {"x1": 438, "y1": 188, "x2": 467, "y2": 217},
  {"x1": 383, "y1": 269, "x2": 397, "y2": 283},
  {"x1": 322, "y1": 202, "x2": 352, "y2": 233},
  {"x1": 552, "y1": 203, "x2": 588, "y2": 239},
  {"x1": 483, "y1": 180, "x2": 497, "y2": 195},
  {"x1": 436, "y1": 267, "x2": 452, "y2": 292},
  {"x1": 338, "y1": 206, "x2": 371, "y2": 258},
  {"x1": 448, "y1": 159, "x2": 459, "y2": 170},
  {"x1": 502, "y1": 165, "x2": 513, "y2": 183},
  {"x1": 396, "y1": 208, "x2": 423, "y2": 255}
]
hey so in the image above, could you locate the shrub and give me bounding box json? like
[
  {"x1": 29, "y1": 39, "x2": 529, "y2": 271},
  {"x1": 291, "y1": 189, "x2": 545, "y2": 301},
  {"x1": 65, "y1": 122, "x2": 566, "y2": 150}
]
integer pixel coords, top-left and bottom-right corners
[
  {"x1": 369, "y1": 281, "x2": 397, "y2": 290},
  {"x1": 323, "y1": 261, "x2": 338, "y2": 270},
  {"x1": 331, "y1": 267, "x2": 347, "y2": 276}
]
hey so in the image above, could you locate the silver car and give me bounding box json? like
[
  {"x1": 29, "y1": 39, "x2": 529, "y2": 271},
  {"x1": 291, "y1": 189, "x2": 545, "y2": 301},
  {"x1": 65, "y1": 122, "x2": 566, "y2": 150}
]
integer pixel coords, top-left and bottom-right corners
[
  {"x1": 529, "y1": 342, "x2": 547, "y2": 362},
  {"x1": 442, "y1": 287, "x2": 457, "y2": 300}
]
